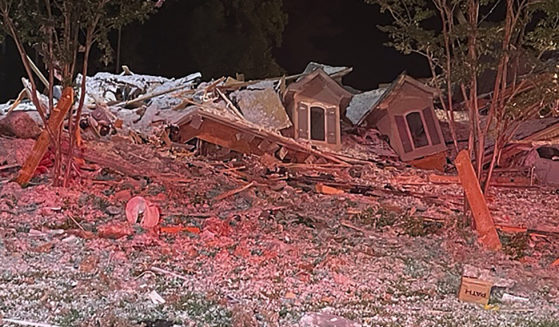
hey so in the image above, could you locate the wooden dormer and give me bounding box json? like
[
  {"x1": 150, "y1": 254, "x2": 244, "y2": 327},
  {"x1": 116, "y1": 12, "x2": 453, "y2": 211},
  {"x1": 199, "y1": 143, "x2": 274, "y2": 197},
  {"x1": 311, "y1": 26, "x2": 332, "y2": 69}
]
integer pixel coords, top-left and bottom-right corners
[{"x1": 283, "y1": 68, "x2": 352, "y2": 149}]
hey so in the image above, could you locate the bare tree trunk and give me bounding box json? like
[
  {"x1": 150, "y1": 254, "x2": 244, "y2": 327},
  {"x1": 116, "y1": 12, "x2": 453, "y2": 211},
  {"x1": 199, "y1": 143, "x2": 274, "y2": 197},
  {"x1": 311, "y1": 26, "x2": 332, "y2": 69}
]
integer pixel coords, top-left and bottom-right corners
[
  {"x1": 441, "y1": 1, "x2": 459, "y2": 153},
  {"x1": 2, "y1": 13, "x2": 57, "y2": 146},
  {"x1": 484, "y1": 136, "x2": 500, "y2": 195},
  {"x1": 481, "y1": 0, "x2": 518, "y2": 193},
  {"x1": 64, "y1": 37, "x2": 91, "y2": 187},
  {"x1": 116, "y1": 26, "x2": 122, "y2": 74}
]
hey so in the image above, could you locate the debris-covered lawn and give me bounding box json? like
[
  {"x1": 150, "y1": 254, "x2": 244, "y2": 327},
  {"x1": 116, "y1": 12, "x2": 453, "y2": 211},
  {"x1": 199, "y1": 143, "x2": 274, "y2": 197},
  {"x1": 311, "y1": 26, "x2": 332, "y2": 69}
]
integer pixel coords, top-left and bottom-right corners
[{"x1": 1, "y1": 137, "x2": 558, "y2": 327}]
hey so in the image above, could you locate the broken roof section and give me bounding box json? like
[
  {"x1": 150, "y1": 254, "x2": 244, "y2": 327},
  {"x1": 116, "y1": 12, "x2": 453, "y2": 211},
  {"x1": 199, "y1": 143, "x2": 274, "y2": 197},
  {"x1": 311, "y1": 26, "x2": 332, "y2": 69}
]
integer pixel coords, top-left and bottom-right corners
[
  {"x1": 287, "y1": 68, "x2": 352, "y2": 105},
  {"x1": 346, "y1": 73, "x2": 438, "y2": 126},
  {"x1": 232, "y1": 88, "x2": 292, "y2": 131},
  {"x1": 345, "y1": 87, "x2": 388, "y2": 125},
  {"x1": 82, "y1": 71, "x2": 201, "y2": 106},
  {"x1": 487, "y1": 116, "x2": 559, "y2": 164},
  {"x1": 302, "y1": 62, "x2": 353, "y2": 77}
]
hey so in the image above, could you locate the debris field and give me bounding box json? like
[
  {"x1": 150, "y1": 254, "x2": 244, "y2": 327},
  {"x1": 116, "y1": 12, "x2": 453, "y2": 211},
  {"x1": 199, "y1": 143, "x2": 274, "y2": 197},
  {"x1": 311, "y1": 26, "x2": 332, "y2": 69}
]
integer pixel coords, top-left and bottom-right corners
[{"x1": 0, "y1": 68, "x2": 558, "y2": 327}]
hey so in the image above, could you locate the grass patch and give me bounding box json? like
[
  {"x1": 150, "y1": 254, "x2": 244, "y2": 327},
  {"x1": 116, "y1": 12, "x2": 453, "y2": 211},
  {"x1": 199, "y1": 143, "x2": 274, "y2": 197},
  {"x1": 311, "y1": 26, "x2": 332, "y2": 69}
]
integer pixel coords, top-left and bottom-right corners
[
  {"x1": 354, "y1": 207, "x2": 443, "y2": 236},
  {"x1": 499, "y1": 232, "x2": 529, "y2": 260},
  {"x1": 399, "y1": 214, "x2": 443, "y2": 237},
  {"x1": 171, "y1": 292, "x2": 232, "y2": 326},
  {"x1": 354, "y1": 207, "x2": 397, "y2": 230}
]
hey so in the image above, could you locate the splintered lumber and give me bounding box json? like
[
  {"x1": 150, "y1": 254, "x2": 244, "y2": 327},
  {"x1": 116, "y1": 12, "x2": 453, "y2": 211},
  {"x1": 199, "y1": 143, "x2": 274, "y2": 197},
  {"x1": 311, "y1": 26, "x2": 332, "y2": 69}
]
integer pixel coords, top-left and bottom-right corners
[
  {"x1": 428, "y1": 173, "x2": 536, "y2": 188},
  {"x1": 214, "y1": 181, "x2": 255, "y2": 201},
  {"x1": 15, "y1": 87, "x2": 74, "y2": 186},
  {"x1": 113, "y1": 85, "x2": 195, "y2": 108},
  {"x1": 7, "y1": 89, "x2": 27, "y2": 114},
  {"x1": 455, "y1": 150, "x2": 502, "y2": 251},
  {"x1": 26, "y1": 54, "x2": 49, "y2": 88},
  {"x1": 410, "y1": 151, "x2": 446, "y2": 172},
  {"x1": 316, "y1": 183, "x2": 344, "y2": 195},
  {"x1": 428, "y1": 174, "x2": 460, "y2": 184},
  {"x1": 0, "y1": 164, "x2": 20, "y2": 172}
]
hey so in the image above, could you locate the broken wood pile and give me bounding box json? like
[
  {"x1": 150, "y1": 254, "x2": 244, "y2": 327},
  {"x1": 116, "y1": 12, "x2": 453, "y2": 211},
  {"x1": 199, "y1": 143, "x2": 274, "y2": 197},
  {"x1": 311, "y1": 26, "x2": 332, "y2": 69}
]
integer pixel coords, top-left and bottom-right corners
[
  {"x1": 1, "y1": 129, "x2": 559, "y2": 325},
  {"x1": 1, "y1": 69, "x2": 559, "y2": 253},
  {"x1": 1, "y1": 62, "x2": 559, "y2": 325}
]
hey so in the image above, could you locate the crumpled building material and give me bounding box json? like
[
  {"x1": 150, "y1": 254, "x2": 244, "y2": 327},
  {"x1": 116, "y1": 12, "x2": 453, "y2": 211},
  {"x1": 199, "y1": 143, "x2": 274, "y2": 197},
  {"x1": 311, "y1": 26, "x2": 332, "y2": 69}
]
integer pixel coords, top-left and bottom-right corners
[{"x1": 233, "y1": 88, "x2": 292, "y2": 131}]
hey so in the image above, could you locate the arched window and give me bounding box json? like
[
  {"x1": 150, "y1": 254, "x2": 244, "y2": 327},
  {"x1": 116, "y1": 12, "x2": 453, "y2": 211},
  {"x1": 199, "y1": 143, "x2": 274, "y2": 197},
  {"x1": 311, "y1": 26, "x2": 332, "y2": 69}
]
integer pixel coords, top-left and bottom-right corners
[
  {"x1": 310, "y1": 106, "x2": 326, "y2": 141},
  {"x1": 405, "y1": 112, "x2": 429, "y2": 148}
]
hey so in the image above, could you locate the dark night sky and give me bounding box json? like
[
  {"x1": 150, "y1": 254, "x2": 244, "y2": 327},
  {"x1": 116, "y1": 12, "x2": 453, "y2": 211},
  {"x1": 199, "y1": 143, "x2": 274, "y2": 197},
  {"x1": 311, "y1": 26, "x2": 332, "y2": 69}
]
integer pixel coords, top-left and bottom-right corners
[
  {"x1": 275, "y1": 0, "x2": 429, "y2": 90},
  {"x1": 0, "y1": 0, "x2": 429, "y2": 102}
]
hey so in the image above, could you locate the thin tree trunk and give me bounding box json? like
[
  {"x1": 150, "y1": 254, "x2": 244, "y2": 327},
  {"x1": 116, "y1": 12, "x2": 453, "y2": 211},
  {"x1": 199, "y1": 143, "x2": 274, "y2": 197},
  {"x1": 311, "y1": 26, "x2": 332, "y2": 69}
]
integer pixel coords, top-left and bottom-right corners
[
  {"x1": 484, "y1": 136, "x2": 500, "y2": 195},
  {"x1": 116, "y1": 26, "x2": 122, "y2": 74},
  {"x1": 64, "y1": 39, "x2": 91, "y2": 186},
  {"x1": 2, "y1": 13, "x2": 57, "y2": 146}
]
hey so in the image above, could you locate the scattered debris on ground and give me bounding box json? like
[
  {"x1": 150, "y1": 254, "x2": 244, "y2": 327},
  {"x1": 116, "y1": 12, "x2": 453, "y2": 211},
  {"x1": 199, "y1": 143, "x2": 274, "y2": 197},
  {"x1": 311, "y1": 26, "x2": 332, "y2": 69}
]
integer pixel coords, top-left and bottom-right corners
[{"x1": 0, "y1": 68, "x2": 558, "y2": 326}]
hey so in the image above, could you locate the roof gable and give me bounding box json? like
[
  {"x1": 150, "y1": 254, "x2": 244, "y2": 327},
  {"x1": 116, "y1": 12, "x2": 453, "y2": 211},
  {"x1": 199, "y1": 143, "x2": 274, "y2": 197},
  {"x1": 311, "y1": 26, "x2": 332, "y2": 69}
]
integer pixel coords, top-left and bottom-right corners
[{"x1": 288, "y1": 68, "x2": 352, "y2": 105}]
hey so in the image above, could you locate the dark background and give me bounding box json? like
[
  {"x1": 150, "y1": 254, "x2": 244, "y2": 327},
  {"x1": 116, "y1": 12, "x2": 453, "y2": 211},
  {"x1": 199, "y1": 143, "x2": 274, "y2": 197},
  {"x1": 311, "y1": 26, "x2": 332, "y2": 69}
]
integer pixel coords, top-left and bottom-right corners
[{"x1": 0, "y1": 0, "x2": 429, "y2": 103}]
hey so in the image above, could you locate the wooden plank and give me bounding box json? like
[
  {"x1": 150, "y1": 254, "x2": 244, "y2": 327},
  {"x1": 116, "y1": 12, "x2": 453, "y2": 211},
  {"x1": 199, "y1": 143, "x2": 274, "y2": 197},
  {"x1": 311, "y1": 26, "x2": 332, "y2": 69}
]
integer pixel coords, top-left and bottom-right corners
[
  {"x1": 177, "y1": 125, "x2": 199, "y2": 143},
  {"x1": 189, "y1": 115, "x2": 203, "y2": 129},
  {"x1": 277, "y1": 146, "x2": 288, "y2": 160},
  {"x1": 257, "y1": 139, "x2": 272, "y2": 152},
  {"x1": 0, "y1": 164, "x2": 20, "y2": 172},
  {"x1": 304, "y1": 155, "x2": 317, "y2": 164},
  {"x1": 214, "y1": 181, "x2": 255, "y2": 201},
  {"x1": 316, "y1": 183, "x2": 344, "y2": 195},
  {"x1": 15, "y1": 87, "x2": 74, "y2": 186},
  {"x1": 454, "y1": 150, "x2": 502, "y2": 251},
  {"x1": 429, "y1": 174, "x2": 536, "y2": 188},
  {"x1": 495, "y1": 224, "x2": 527, "y2": 234},
  {"x1": 411, "y1": 151, "x2": 446, "y2": 172},
  {"x1": 429, "y1": 174, "x2": 460, "y2": 184}
]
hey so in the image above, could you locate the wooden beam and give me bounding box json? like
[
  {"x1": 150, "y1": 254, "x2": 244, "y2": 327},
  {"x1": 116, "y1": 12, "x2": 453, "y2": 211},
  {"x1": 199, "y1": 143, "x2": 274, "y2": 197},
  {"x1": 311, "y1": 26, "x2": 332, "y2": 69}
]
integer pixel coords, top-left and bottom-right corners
[
  {"x1": 15, "y1": 87, "x2": 74, "y2": 186},
  {"x1": 177, "y1": 125, "x2": 199, "y2": 143},
  {"x1": 454, "y1": 150, "x2": 502, "y2": 251},
  {"x1": 316, "y1": 183, "x2": 344, "y2": 195},
  {"x1": 214, "y1": 181, "x2": 255, "y2": 201}
]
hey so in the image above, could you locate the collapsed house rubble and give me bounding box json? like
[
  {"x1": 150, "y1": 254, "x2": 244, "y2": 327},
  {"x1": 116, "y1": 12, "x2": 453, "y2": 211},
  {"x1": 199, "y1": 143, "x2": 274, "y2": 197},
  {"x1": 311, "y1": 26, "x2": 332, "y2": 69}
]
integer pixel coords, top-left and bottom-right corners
[
  {"x1": 346, "y1": 73, "x2": 447, "y2": 162},
  {"x1": 2, "y1": 61, "x2": 557, "y2": 182},
  {"x1": 524, "y1": 146, "x2": 559, "y2": 185},
  {"x1": 1, "y1": 63, "x2": 559, "y2": 326}
]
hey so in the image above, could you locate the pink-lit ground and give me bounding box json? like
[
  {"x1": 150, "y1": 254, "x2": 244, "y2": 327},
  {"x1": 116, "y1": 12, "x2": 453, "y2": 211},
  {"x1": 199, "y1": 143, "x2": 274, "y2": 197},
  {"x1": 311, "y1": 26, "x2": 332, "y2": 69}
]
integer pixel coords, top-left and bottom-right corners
[{"x1": 0, "y1": 137, "x2": 558, "y2": 326}]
